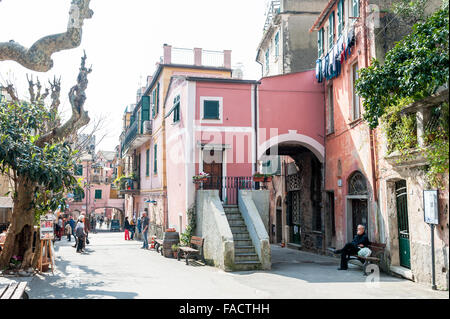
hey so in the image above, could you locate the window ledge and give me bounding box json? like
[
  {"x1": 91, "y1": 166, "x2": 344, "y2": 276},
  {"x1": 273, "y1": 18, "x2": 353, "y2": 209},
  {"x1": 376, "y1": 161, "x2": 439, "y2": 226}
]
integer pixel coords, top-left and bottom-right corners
[
  {"x1": 348, "y1": 118, "x2": 363, "y2": 127},
  {"x1": 326, "y1": 130, "x2": 335, "y2": 137}
]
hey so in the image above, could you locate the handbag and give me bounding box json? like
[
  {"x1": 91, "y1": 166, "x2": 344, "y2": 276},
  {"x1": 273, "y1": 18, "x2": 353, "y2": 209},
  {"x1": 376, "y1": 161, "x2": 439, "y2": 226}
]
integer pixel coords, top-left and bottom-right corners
[
  {"x1": 86, "y1": 238, "x2": 90, "y2": 245},
  {"x1": 358, "y1": 247, "x2": 372, "y2": 257}
]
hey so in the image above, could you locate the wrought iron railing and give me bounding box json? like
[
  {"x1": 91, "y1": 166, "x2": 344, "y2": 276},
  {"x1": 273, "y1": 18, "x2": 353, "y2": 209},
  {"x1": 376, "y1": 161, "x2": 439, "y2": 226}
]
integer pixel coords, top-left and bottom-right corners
[
  {"x1": 121, "y1": 120, "x2": 138, "y2": 151},
  {"x1": 264, "y1": 0, "x2": 281, "y2": 31},
  {"x1": 195, "y1": 176, "x2": 255, "y2": 206}
]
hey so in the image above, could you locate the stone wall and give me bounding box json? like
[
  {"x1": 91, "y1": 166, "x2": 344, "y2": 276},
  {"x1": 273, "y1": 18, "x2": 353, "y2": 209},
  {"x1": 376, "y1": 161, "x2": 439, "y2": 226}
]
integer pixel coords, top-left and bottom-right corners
[{"x1": 195, "y1": 190, "x2": 235, "y2": 271}]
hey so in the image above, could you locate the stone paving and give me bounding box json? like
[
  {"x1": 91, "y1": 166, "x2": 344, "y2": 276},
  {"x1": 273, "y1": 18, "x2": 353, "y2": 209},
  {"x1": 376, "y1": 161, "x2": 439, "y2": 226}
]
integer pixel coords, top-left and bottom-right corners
[{"x1": 1, "y1": 228, "x2": 448, "y2": 299}]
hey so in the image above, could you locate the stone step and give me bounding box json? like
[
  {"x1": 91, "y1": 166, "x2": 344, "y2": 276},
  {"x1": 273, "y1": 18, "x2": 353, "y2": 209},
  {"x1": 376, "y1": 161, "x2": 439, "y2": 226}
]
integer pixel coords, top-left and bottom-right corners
[
  {"x1": 232, "y1": 232, "x2": 251, "y2": 240},
  {"x1": 234, "y1": 239, "x2": 253, "y2": 246},
  {"x1": 225, "y1": 212, "x2": 242, "y2": 218},
  {"x1": 227, "y1": 219, "x2": 246, "y2": 226},
  {"x1": 233, "y1": 261, "x2": 261, "y2": 271},
  {"x1": 230, "y1": 225, "x2": 248, "y2": 232},
  {"x1": 235, "y1": 253, "x2": 259, "y2": 262},
  {"x1": 235, "y1": 246, "x2": 256, "y2": 254}
]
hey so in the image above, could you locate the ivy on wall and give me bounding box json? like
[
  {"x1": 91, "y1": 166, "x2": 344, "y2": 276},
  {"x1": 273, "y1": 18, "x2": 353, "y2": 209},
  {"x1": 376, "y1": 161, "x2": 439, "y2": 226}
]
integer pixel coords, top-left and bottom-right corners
[{"x1": 356, "y1": 4, "x2": 449, "y2": 188}]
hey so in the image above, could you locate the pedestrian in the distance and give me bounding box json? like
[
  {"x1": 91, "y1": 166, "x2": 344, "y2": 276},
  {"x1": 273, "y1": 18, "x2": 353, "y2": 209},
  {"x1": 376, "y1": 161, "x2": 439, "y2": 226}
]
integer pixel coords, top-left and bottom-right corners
[
  {"x1": 141, "y1": 212, "x2": 149, "y2": 249},
  {"x1": 130, "y1": 218, "x2": 135, "y2": 240},
  {"x1": 75, "y1": 216, "x2": 87, "y2": 253},
  {"x1": 65, "y1": 223, "x2": 72, "y2": 241},
  {"x1": 124, "y1": 217, "x2": 130, "y2": 240}
]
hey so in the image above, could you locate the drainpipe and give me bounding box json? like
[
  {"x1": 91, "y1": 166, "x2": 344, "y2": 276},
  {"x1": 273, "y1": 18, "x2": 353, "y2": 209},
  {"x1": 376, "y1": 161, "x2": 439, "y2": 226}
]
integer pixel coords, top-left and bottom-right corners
[
  {"x1": 364, "y1": 1, "x2": 379, "y2": 203},
  {"x1": 254, "y1": 83, "x2": 259, "y2": 173}
]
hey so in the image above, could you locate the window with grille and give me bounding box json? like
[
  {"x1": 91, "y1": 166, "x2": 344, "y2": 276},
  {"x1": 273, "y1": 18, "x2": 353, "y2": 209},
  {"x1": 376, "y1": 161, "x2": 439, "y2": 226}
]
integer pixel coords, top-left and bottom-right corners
[{"x1": 95, "y1": 190, "x2": 102, "y2": 199}]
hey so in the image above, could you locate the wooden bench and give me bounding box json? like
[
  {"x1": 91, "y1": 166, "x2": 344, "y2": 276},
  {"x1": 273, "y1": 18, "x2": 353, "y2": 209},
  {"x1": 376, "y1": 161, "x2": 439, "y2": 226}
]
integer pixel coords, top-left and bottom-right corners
[
  {"x1": 154, "y1": 238, "x2": 164, "y2": 255},
  {"x1": 0, "y1": 282, "x2": 29, "y2": 299},
  {"x1": 349, "y1": 243, "x2": 386, "y2": 275},
  {"x1": 177, "y1": 236, "x2": 205, "y2": 265}
]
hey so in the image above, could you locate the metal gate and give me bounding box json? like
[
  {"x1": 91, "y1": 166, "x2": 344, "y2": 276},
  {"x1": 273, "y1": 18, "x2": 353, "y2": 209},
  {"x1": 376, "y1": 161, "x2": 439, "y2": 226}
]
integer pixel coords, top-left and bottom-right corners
[{"x1": 396, "y1": 180, "x2": 411, "y2": 269}]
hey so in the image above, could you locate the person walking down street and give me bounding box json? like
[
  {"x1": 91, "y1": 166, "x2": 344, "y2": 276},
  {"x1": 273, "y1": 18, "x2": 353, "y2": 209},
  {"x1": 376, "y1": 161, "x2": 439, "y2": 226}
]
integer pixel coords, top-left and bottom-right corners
[
  {"x1": 124, "y1": 217, "x2": 131, "y2": 240},
  {"x1": 141, "y1": 212, "x2": 149, "y2": 249},
  {"x1": 130, "y1": 219, "x2": 136, "y2": 240},
  {"x1": 106, "y1": 217, "x2": 110, "y2": 230},
  {"x1": 333, "y1": 224, "x2": 370, "y2": 270},
  {"x1": 65, "y1": 222, "x2": 72, "y2": 241},
  {"x1": 90, "y1": 216, "x2": 96, "y2": 234},
  {"x1": 75, "y1": 217, "x2": 87, "y2": 253},
  {"x1": 69, "y1": 216, "x2": 76, "y2": 241},
  {"x1": 137, "y1": 216, "x2": 142, "y2": 237}
]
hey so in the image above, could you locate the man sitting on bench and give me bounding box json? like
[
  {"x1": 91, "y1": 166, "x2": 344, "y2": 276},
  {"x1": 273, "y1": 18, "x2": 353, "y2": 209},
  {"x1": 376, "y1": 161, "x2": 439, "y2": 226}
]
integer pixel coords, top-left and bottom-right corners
[{"x1": 334, "y1": 224, "x2": 370, "y2": 270}]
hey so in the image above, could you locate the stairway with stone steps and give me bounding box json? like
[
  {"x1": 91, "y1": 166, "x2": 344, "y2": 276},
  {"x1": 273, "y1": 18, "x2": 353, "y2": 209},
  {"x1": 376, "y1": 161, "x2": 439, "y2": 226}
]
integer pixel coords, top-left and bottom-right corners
[{"x1": 223, "y1": 205, "x2": 261, "y2": 271}]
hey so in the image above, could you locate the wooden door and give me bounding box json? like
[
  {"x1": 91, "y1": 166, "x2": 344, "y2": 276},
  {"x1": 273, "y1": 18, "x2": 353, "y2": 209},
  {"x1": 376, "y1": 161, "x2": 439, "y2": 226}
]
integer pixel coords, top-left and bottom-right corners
[
  {"x1": 203, "y1": 160, "x2": 223, "y2": 199},
  {"x1": 351, "y1": 199, "x2": 368, "y2": 238}
]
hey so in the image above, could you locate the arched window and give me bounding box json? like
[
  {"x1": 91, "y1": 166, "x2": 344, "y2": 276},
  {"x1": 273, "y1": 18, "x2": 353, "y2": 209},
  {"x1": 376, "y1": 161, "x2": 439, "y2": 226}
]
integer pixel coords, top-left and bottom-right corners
[{"x1": 348, "y1": 171, "x2": 368, "y2": 195}]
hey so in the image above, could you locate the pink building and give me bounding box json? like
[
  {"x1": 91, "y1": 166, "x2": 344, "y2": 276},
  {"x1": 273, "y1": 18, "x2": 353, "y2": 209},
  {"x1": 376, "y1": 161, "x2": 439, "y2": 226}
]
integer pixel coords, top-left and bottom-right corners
[
  {"x1": 66, "y1": 151, "x2": 124, "y2": 220},
  {"x1": 163, "y1": 70, "x2": 326, "y2": 250}
]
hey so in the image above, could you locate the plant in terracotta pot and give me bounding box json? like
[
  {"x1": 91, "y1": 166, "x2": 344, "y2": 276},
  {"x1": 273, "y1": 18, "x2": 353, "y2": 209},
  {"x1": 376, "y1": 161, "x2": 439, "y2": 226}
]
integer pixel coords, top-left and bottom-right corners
[
  {"x1": 192, "y1": 172, "x2": 210, "y2": 183},
  {"x1": 171, "y1": 244, "x2": 179, "y2": 258},
  {"x1": 253, "y1": 173, "x2": 273, "y2": 182}
]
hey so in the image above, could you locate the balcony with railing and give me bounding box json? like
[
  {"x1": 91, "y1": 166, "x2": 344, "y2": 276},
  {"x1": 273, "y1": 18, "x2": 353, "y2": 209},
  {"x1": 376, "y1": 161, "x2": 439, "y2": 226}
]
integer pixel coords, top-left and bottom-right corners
[
  {"x1": 120, "y1": 118, "x2": 152, "y2": 155},
  {"x1": 384, "y1": 88, "x2": 448, "y2": 169},
  {"x1": 264, "y1": 0, "x2": 281, "y2": 32},
  {"x1": 163, "y1": 45, "x2": 231, "y2": 69}
]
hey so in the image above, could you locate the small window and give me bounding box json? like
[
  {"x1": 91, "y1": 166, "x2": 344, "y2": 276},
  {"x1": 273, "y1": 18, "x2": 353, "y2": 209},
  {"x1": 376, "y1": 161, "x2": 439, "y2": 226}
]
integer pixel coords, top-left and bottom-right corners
[
  {"x1": 328, "y1": 12, "x2": 335, "y2": 49},
  {"x1": 352, "y1": 0, "x2": 360, "y2": 18},
  {"x1": 265, "y1": 49, "x2": 270, "y2": 72},
  {"x1": 352, "y1": 63, "x2": 361, "y2": 120},
  {"x1": 146, "y1": 149, "x2": 150, "y2": 177},
  {"x1": 153, "y1": 144, "x2": 158, "y2": 174},
  {"x1": 327, "y1": 85, "x2": 335, "y2": 133},
  {"x1": 317, "y1": 28, "x2": 324, "y2": 57},
  {"x1": 337, "y1": 0, "x2": 344, "y2": 35},
  {"x1": 203, "y1": 100, "x2": 220, "y2": 120},
  {"x1": 173, "y1": 95, "x2": 180, "y2": 123},
  {"x1": 274, "y1": 32, "x2": 280, "y2": 58},
  {"x1": 95, "y1": 190, "x2": 102, "y2": 199},
  {"x1": 75, "y1": 164, "x2": 83, "y2": 176}
]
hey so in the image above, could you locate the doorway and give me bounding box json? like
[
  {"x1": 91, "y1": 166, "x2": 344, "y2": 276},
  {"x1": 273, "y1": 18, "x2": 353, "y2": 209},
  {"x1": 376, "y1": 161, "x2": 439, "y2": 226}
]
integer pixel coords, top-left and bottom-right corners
[
  {"x1": 347, "y1": 171, "x2": 369, "y2": 240},
  {"x1": 351, "y1": 199, "x2": 368, "y2": 237},
  {"x1": 276, "y1": 197, "x2": 282, "y2": 243},
  {"x1": 202, "y1": 149, "x2": 223, "y2": 198},
  {"x1": 396, "y1": 180, "x2": 411, "y2": 269}
]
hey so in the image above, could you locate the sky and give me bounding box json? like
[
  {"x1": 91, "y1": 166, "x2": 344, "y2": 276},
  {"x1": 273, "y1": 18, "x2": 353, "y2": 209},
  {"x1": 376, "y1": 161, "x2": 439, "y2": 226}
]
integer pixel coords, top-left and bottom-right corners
[{"x1": 0, "y1": 0, "x2": 268, "y2": 151}]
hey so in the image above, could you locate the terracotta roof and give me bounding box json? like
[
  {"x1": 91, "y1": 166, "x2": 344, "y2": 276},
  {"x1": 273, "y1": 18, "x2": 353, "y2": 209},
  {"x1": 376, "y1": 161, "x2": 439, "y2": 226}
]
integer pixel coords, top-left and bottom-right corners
[{"x1": 309, "y1": 0, "x2": 338, "y2": 32}]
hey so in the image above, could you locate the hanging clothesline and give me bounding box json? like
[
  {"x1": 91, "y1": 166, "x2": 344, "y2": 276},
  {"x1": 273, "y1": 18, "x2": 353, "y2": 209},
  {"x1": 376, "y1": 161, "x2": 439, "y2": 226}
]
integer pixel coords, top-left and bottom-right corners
[{"x1": 316, "y1": 25, "x2": 356, "y2": 83}]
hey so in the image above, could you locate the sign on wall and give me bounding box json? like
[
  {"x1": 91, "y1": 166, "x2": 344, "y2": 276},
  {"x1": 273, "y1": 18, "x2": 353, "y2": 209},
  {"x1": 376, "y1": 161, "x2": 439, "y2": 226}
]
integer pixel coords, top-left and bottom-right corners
[
  {"x1": 40, "y1": 216, "x2": 55, "y2": 240},
  {"x1": 423, "y1": 190, "x2": 439, "y2": 225}
]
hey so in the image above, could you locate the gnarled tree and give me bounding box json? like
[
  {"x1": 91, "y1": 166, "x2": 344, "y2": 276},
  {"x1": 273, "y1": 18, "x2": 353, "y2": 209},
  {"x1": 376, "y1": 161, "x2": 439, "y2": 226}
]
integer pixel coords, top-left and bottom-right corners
[
  {"x1": 0, "y1": 53, "x2": 92, "y2": 270},
  {"x1": 0, "y1": 0, "x2": 93, "y2": 72}
]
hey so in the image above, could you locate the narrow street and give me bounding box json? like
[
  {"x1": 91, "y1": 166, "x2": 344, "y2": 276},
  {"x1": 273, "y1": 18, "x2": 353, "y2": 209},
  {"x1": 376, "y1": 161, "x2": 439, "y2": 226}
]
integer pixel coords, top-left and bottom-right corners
[{"x1": 7, "y1": 228, "x2": 446, "y2": 299}]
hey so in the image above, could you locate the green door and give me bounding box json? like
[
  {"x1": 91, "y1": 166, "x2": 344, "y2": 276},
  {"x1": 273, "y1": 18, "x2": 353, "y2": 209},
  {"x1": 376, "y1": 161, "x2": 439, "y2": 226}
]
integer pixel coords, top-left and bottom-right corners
[{"x1": 396, "y1": 180, "x2": 411, "y2": 268}]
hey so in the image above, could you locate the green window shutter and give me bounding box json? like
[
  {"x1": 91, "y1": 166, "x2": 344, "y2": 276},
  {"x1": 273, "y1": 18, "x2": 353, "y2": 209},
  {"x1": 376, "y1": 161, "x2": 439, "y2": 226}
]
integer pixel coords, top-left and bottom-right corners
[
  {"x1": 141, "y1": 96, "x2": 150, "y2": 133},
  {"x1": 318, "y1": 28, "x2": 324, "y2": 57},
  {"x1": 151, "y1": 89, "x2": 156, "y2": 118},
  {"x1": 146, "y1": 149, "x2": 150, "y2": 176},
  {"x1": 173, "y1": 95, "x2": 180, "y2": 123},
  {"x1": 275, "y1": 32, "x2": 279, "y2": 57},
  {"x1": 265, "y1": 49, "x2": 269, "y2": 70},
  {"x1": 95, "y1": 190, "x2": 102, "y2": 199},
  {"x1": 203, "y1": 100, "x2": 220, "y2": 119},
  {"x1": 153, "y1": 144, "x2": 158, "y2": 174},
  {"x1": 329, "y1": 12, "x2": 335, "y2": 49},
  {"x1": 75, "y1": 164, "x2": 83, "y2": 176},
  {"x1": 338, "y1": 0, "x2": 343, "y2": 35},
  {"x1": 156, "y1": 83, "x2": 160, "y2": 114},
  {"x1": 353, "y1": 0, "x2": 359, "y2": 17}
]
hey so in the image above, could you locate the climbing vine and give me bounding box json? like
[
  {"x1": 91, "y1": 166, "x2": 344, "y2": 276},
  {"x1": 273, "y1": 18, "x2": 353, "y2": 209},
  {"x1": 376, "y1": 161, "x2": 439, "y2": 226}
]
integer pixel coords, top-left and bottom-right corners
[
  {"x1": 180, "y1": 204, "x2": 196, "y2": 246},
  {"x1": 356, "y1": 4, "x2": 449, "y2": 188}
]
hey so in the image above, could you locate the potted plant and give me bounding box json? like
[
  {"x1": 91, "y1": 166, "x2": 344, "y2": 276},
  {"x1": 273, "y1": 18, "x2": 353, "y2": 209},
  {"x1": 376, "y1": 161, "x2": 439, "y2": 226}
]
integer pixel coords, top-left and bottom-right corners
[
  {"x1": 253, "y1": 172, "x2": 273, "y2": 182},
  {"x1": 171, "y1": 244, "x2": 179, "y2": 258},
  {"x1": 192, "y1": 172, "x2": 210, "y2": 183}
]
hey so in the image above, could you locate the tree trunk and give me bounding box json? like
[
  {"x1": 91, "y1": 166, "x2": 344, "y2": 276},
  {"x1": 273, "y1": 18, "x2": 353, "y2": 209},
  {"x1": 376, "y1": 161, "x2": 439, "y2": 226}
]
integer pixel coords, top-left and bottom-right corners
[{"x1": 0, "y1": 178, "x2": 37, "y2": 270}]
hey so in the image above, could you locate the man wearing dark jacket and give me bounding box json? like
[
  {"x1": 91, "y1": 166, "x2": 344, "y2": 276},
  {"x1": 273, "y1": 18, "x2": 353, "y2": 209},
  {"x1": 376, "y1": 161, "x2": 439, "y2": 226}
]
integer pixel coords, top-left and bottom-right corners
[{"x1": 334, "y1": 224, "x2": 370, "y2": 270}]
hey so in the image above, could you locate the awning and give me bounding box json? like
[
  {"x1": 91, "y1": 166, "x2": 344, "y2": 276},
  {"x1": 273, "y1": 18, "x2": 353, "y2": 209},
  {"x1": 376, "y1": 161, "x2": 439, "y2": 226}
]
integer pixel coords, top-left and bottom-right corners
[{"x1": 0, "y1": 197, "x2": 13, "y2": 208}]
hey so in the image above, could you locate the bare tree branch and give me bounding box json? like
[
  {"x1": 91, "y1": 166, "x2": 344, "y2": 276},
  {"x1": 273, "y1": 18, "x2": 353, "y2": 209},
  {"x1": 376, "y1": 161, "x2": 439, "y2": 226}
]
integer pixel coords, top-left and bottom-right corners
[
  {"x1": 37, "y1": 52, "x2": 91, "y2": 146},
  {"x1": 0, "y1": 0, "x2": 93, "y2": 72},
  {"x1": 4, "y1": 83, "x2": 18, "y2": 103}
]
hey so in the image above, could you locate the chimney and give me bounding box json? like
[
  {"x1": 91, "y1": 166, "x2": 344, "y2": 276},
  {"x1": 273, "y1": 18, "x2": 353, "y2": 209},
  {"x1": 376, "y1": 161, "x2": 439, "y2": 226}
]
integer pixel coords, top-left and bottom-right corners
[
  {"x1": 224, "y1": 50, "x2": 232, "y2": 69},
  {"x1": 194, "y1": 48, "x2": 202, "y2": 66},
  {"x1": 163, "y1": 44, "x2": 172, "y2": 64}
]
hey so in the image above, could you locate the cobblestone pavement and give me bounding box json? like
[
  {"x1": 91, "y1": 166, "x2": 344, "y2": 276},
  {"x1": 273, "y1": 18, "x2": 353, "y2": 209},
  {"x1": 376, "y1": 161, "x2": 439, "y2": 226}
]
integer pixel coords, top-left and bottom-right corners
[{"x1": 4, "y1": 230, "x2": 445, "y2": 299}]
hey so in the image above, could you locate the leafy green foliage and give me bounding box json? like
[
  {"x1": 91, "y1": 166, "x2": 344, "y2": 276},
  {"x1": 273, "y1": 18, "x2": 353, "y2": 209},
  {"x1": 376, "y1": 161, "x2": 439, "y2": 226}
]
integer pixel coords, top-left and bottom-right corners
[
  {"x1": 356, "y1": 6, "x2": 449, "y2": 128},
  {"x1": 180, "y1": 205, "x2": 196, "y2": 246},
  {"x1": 0, "y1": 99, "x2": 83, "y2": 221},
  {"x1": 391, "y1": 0, "x2": 432, "y2": 24}
]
